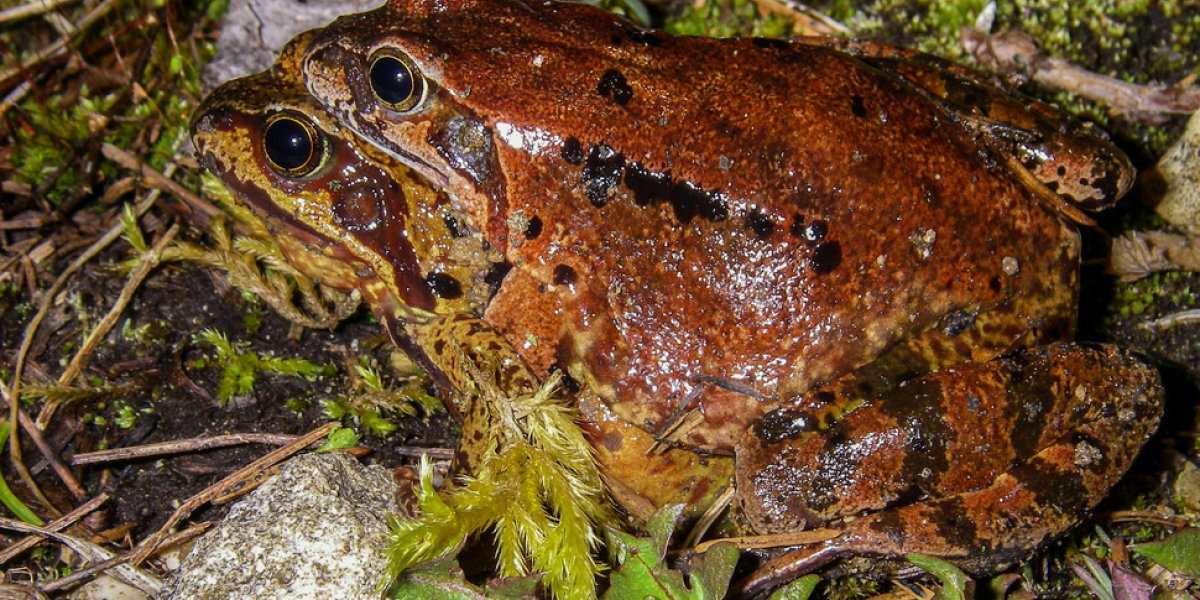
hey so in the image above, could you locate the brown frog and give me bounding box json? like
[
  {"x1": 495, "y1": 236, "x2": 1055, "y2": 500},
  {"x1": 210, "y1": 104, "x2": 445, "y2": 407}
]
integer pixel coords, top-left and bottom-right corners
[
  {"x1": 190, "y1": 0, "x2": 1164, "y2": 591},
  {"x1": 294, "y1": 0, "x2": 1163, "y2": 586},
  {"x1": 190, "y1": 28, "x2": 726, "y2": 502}
]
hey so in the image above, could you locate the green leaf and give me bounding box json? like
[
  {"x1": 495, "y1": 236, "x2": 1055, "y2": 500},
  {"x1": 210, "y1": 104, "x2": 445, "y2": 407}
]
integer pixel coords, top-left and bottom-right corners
[
  {"x1": 766, "y1": 574, "x2": 820, "y2": 600},
  {"x1": 317, "y1": 427, "x2": 360, "y2": 452},
  {"x1": 386, "y1": 555, "x2": 540, "y2": 600},
  {"x1": 602, "y1": 505, "x2": 738, "y2": 600},
  {"x1": 0, "y1": 423, "x2": 45, "y2": 525},
  {"x1": 906, "y1": 554, "x2": 974, "y2": 600},
  {"x1": 121, "y1": 204, "x2": 147, "y2": 253},
  {"x1": 1132, "y1": 528, "x2": 1200, "y2": 577}
]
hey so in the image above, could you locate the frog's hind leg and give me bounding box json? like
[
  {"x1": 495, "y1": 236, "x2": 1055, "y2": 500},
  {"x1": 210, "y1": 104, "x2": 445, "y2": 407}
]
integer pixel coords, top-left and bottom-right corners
[{"x1": 735, "y1": 344, "x2": 1162, "y2": 597}]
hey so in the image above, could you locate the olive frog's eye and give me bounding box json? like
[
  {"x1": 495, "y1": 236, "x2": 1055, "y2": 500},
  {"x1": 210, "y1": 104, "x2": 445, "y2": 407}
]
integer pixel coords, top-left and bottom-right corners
[
  {"x1": 369, "y1": 50, "x2": 426, "y2": 112},
  {"x1": 262, "y1": 112, "x2": 327, "y2": 177}
]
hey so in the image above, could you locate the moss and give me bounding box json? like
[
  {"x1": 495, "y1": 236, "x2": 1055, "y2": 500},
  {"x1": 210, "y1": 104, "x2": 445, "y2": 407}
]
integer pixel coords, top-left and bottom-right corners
[
  {"x1": 665, "y1": 0, "x2": 794, "y2": 38},
  {"x1": 819, "y1": 0, "x2": 1197, "y2": 159}
]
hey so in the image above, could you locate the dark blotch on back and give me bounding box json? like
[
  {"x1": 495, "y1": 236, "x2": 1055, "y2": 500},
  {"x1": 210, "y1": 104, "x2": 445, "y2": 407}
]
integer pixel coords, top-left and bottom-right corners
[
  {"x1": 582, "y1": 144, "x2": 625, "y2": 207},
  {"x1": 747, "y1": 209, "x2": 775, "y2": 239},
  {"x1": 811, "y1": 241, "x2": 842, "y2": 274},
  {"x1": 850, "y1": 95, "x2": 868, "y2": 118},
  {"x1": 426, "y1": 272, "x2": 464, "y2": 299},
  {"x1": 524, "y1": 215, "x2": 543, "y2": 239},
  {"x1": 624, "y1": 161, "x2": 728, "y2": 223},
  {"x1": 561, "y1": 137, "x2": 585, "y2": 165},
  {"x1": 597, "y1": 69, "x2": 634, "y2": 106},
  {"x1": 790, "y1": 214, "x2": 805, "y2": 238},
  {"x1": 553, "y1": 264, "x2": 577, "y2": 286}
]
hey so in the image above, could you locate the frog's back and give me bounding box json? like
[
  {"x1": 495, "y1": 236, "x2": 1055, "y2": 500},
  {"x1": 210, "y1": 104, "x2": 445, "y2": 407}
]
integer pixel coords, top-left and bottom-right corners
[{"x1": 308, "y1": 0, "x2": 1083, "y2": 451}]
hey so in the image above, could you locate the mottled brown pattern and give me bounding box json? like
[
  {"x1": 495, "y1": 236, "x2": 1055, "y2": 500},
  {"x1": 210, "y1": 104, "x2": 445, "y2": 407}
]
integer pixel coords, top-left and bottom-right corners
[
  {"x1": 193, "y1": 1, "x2": 1160, "y2": 587},
  {"x1": 302, "y1": 0, "x2": 1130, "y2": 453}
]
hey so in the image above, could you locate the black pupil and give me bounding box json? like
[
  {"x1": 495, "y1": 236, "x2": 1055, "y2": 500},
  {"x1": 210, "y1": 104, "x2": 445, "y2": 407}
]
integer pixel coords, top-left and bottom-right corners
[
  {"x1": 371, "y1": 56, "x2": 415, "y2": 106},
  {"x1": 263, "y1": 118, "x2": 313, "y2": 172}
]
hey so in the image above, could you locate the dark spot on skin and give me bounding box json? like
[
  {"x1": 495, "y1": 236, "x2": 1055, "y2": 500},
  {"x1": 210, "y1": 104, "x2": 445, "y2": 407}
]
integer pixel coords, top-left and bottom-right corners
[
  {"x1": 1088, "y1": 164, "x2": 1124, "y2": 202},
  {"x1": 561, "y1": 137, "x2": 585, "y2": 165},
  {"x1": 989, "y1": 276, "x2": 1002, "y2": 293},
  {"x1": 754, "y1": 408, "x2": 815, "y2": 444},
  {"x1": 432, "y1": 116, "x2": 496, "y2": 187},
  {"x1": 811, "y1": 241, "x2": 841, "y2": 274},
  {"x1": 1006, "y1": 354, "x2": 1052, "y2": 460},
  {"x1": 850, "y1": 95, "x2": 868, "y2": 118},
  {"x1": 804, "y1": 220, "x2": 828, "y2": 246},
  {"x1": 484, "y1": 262, "x2": 511, "y2": 295},
  {"x1": 1045, "y1": 180, "x2": 1060, "y2": 193},
  {"x1": 610, "y1": 35, "x2": 623, "y2": 46},
  {"x1": 1057, "y1": 166, "x2": 1067, "y2": 176},
  {"x1": 623, "y1": 161, "x2": 728, "y2": 223},
  {"x1": 815, "y1": 391, "x2": 836, "y2": 405},
  {"x1": 790, "y1": 214, "x2": 805, "y2": 238},
  {"x1": 624, "y1": 162, "x2": 671, "y2": 207},
  {"x1": 597, "y1": 69, "x2": 633, "y2": 106},
  {"x1": 524, "y1": 215, "x2": 543, "y2": 239},
  {"x1": 582, "y1": 144, "x2": 625, "y2": 207},
  {"x1": 626, "y1": 29, "x2": 663, "y2": 46},
  {"x1": 442, "y1": 214, "x2": 466, "y2": 238},
  {"x1": 878, "y1": 379, "x2": 955, "y2": 492},
  {"x1": 1018, "y1": 453, "x2": 1090, "y2": 516},
  {"x1": 929, "y1": 497, "x2": 980, "y2": 549},
  {"x1": 866, "y1": 502, "x2": 908, "y2": 543},
  {"x1": 433, "y1": 339, "x2": 446, "y2": 355},
  {"x1": 751, "y1": 37, "x2": 789, "y2": 50},
  {"x1": 426, "y1": 272, "x2": 464, "y2": 299},
  {"x1": 747, "y1": 209, "x2": 775, "y2": 239},
  {"x1": 553, "y1": 264, "x2": 577, "y2": 286},
  {"x1": 941, "y1": 310, "x2": 977, "y2": 338},
  {"x1": 670, "y1": 181, "x2": 728, "y2": 223}
]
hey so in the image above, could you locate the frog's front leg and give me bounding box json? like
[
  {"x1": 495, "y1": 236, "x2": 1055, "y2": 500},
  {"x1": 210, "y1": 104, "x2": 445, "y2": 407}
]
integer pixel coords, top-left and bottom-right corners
[
  {"x1": 402, "y1": 313, "x2": 544, "y2": 475},
  {"x1": 735, "y1": 344, "x2": 1162, "y2": 595}
]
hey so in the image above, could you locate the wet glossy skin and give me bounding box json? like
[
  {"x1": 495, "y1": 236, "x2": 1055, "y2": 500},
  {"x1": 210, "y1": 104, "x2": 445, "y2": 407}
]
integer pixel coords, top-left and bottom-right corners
[
  {"x1": 293, "y1": 0, "x2": 1162, "y2": 584},
  {"x1": 193, "y1": 1, "x2": 1163, "y2": 589},
  {"x1": 299, "y1": 0, "x2": 1145, "y2": 455},
  {"x1": 191, "y1": 31, "x2": 728, "y2": 510}
]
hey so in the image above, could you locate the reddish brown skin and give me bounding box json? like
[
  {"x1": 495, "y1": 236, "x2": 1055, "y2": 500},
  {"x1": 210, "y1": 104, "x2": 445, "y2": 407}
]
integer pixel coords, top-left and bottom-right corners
[
  {"x1": 301, "y1": 0, "x2": 1118, "y2": 453},
  {"x1": 197, "y1": 1, "x2": 1161, "y2": 586}
]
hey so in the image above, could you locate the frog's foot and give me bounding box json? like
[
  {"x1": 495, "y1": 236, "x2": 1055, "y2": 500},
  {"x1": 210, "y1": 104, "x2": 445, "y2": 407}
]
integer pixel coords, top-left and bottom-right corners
[{"x1": 735, "y1": 344, "x2": 1162, "y2": 596}]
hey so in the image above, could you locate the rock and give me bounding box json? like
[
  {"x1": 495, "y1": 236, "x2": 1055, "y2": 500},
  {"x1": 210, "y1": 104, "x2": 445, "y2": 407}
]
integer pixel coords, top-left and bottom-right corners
[
  {"x1": 158, "y1": 452, "x2": 398, "y2": 600},
  {"x1": 200, "y1": 0, "x2": 384, "y2": 90}
]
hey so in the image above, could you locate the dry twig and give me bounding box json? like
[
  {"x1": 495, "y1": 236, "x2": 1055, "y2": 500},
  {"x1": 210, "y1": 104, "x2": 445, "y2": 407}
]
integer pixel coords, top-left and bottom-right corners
[
  {"x1": 0, "y1": 516, "x2": 164, "y2": 596},
  {"x1": 128, "y1": 421, "x2": 338, "y2": 564},
  {"x1": 0, "y1": 493, "x2": 109, "y2": 565},
  {"x1": 71, "y1": 431, "x2": 323, "y2": 465},
  {"x1": 961, "y1": 28, "x2": 1200, "y2": 122}
]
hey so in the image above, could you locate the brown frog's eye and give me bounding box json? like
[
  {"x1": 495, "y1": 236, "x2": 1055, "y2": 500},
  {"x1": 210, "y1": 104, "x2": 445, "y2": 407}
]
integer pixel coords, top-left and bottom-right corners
[
  {"x1": 262, "y1": 112, "x2": 326, "y2": 176},
  {"x1": 369, "y1": 50, "x2": 425, "y2": 112}
]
